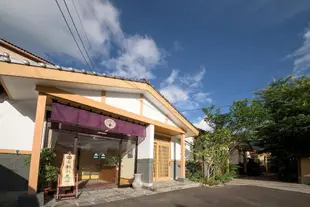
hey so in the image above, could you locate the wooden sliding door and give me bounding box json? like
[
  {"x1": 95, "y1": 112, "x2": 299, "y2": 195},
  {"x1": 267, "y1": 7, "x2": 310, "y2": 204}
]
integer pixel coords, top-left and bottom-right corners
[{"x1": 153, "y1": 136, "x2": 171, "y2": 181}]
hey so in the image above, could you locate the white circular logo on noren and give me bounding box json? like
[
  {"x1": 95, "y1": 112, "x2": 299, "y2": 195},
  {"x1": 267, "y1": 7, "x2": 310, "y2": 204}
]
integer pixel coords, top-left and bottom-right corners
[{"x1": 104, "y1": 119, "x2": 116, "y2": 129}]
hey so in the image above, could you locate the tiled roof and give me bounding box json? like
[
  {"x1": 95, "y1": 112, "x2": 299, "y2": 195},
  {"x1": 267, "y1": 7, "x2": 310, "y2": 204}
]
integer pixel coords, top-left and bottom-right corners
[
  {"x1": 0, "y1": 39, "x2": 54, "y2": 65},
  {"x1": 0, "y1": 52, "x2": 198, "y2": 133}
]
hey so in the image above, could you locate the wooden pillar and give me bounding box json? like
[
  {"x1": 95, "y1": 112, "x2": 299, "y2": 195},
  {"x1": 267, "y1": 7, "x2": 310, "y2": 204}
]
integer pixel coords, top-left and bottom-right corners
[
  {"x1": 101, "y1": 91, "x2": 106, "y2": 103},
  {"x1": 28, "y1": 93, "x2": 47, "y2": 194},
  {"x1": 180, "y1": 134, "x2": 185, "y2": 178}
]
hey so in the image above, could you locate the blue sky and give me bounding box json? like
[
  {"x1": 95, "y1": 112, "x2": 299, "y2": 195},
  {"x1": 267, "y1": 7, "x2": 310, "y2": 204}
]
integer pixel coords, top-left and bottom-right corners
[{"x1": 1, "y1": 0, "x2": 310, "y2": 130}]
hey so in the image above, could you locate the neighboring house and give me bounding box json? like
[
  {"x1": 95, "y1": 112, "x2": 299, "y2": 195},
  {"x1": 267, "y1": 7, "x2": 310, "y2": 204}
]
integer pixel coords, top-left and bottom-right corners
[
  {"x1": 0, "y1": 40, "x2": 199, "y2": 195},
  {"x1": 185, "y1": 137, "x2": 194, "y2": 160},
  {"x1": 299, "y1": 157, "x2": 310, "y2": 184}
]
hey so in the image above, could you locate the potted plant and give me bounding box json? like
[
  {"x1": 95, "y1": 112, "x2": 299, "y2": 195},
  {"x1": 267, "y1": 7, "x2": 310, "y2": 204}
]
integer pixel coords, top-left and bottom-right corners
[
  {"x1": 104, "y1": 155, "x2": 121, "y2": 166},
  {"x1": 25, "y1": 148, "x2": 59, "y2": 194}
]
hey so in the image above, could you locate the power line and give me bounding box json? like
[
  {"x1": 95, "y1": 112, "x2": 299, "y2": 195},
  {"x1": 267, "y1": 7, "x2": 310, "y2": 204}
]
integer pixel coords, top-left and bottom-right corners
[
  {"x1": 71, "y1": 0, "x2": 92, "y2": 49},
  {"x1": 62, "y1": 0, "x2": 96, "y2": 69},
  {"x1": 55, "y1": 0, "x2": 91, "y2": 70},
  {"x1": 180, "y1": 87, "x2": 265, "y2": 113},
  {"x1": 180, "y1": 104, "x2": 231, "y2": 113},
  {"x1": 180, "y1": 98, "x2": 266, "y2": 113}
]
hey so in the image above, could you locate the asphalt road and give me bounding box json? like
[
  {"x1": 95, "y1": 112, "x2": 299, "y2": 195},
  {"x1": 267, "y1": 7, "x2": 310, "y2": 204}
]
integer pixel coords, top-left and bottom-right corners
[{"x1": 93, "y1": 185, "x2": 310, "y2": 207}]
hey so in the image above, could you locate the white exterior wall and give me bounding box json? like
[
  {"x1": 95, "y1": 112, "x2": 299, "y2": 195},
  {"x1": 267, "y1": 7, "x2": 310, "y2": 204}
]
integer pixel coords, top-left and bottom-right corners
[
  {"x1": 170, "y1": 136, "x2": 193, "y2": 161},
  {"x1": 142, "y1": 98, "x2": 166, "y2": 123},
  {"x1": 171, "y1": 136, "x2": 181, "y2": 160},
  {"x1": 0, "y1": 89, "x2": 180, "y2": 153},
  {"x1": 60, "y1": 87, "x2": 102, "y2": 102},
  {"x1": 167, "y1": 119, "x2": 177, "y2": 127},
  {"x1": 106, "y1": 91, "x2": 140, "y2": 114},
  {"x1": 57, "y1": 89, "x2": 179, "y2": 129},
  {"x1": 0, "y1": 99, "x2": 37, "y2": 151},
  {"x1": 137, "y1": 124, "x2": 154, "y2": 159}
]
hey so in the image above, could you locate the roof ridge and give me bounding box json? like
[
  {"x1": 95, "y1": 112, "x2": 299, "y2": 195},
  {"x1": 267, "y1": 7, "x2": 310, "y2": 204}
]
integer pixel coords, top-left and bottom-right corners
[{"x1": 0, "y1": 39, "x2": 54, "y2": 65}]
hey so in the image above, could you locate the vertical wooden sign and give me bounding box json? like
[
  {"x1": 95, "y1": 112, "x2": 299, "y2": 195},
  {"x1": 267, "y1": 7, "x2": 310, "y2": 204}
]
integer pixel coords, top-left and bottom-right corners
[{"x1": 59, "y1": 152, "x2": 76, "y2": 187}]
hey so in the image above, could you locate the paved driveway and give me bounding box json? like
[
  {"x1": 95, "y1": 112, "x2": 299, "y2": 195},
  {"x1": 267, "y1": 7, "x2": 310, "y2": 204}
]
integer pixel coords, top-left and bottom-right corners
[{"x1": 92, "y1": 185, "x2": 310, "y2": 207}]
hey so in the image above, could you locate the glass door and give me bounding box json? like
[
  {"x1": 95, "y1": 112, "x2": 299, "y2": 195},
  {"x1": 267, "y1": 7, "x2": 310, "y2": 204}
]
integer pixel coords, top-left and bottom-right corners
[{"x1": 119, "y1": 137, "x2": 138, "y2": 187}]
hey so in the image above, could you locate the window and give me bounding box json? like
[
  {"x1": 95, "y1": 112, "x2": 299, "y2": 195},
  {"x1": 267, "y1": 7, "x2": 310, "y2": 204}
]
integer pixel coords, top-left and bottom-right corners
[
  {"x1": 93, "y1": 153, "x2": 106, "y2": 159},
  {"x1": 93, "y1": 153, "x2": 99, "y2": 159}
]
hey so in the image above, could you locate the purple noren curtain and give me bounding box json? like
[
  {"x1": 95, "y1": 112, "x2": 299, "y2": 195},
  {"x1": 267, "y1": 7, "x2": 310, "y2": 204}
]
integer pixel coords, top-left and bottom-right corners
[{"x1": 51, "y1": 103, "x2": 146, "y2": 137}]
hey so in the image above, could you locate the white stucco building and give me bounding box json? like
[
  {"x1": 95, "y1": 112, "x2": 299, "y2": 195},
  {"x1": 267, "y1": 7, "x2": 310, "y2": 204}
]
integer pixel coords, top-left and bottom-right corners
[{"x1": 0, "y1": 39, "x2": 199, "y2": 194}]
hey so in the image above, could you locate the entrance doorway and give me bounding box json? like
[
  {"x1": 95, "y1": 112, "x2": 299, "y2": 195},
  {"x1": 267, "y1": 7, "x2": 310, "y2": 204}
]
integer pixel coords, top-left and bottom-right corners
[
  {"x1": 47, "y1": 124, "x2": 138, "y2": 189},
  {"x1": 153, "y1": 137, "x2": 171, "y2": 181}
]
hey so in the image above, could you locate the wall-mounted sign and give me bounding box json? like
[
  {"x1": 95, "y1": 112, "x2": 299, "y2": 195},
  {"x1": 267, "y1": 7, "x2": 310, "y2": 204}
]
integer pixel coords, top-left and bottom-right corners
[
  {"x1": 59, "y1": 152, "x2": 75, "y2": 187},
  {"x1": 104, "y1": 118, "x2": 116, "y2": 129}
]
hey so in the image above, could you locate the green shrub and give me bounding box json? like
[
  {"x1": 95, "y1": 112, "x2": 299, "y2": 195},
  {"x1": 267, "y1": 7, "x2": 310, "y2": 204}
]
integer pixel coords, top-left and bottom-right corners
[
  {"x1": 215, "y1": 173, "x2": 233, "y2": 183},
  {"x1": 202, "y1": 178, "x2": 221, "y2": 186},
  {"x1": 228, "y1": 163, "x2": 239, "y2": 178},
  {"x1": 186, "y1": 160, "x2": 238, "y2": 184},
  {"x1": 25, "y1": 148, "x2": 59, "y2": 190},
  {"x1": 189, "y1": 172, "x2": 203, "y2": 182},
  {"x1": 215, "y1": 163, "x2": 239, "y2": 183},
  {"x1": 186, "y1": 160, "x2": 203, "y2": 182}
]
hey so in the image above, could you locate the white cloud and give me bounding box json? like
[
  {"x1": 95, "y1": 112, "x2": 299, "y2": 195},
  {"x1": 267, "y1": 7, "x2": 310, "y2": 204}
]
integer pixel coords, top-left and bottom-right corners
[
  {"x1": 291, "y1": 28, "x2": 310, "y2": 74},
  {"x1": 0, "y1": 0, "x2": 109, "y2": 61},
  {"x1": 165, "y1": 70, "x2": 179, "y2": 84},
  {"x1": 159, "y1": 67, "x2": 212, "y2": 110},
  {"x1": 0, "y1": 0, "x2": 162, "y2": 78},
  {"x1": 193, "y1": 92, "x2": 212, "y2": 103},
  {"x1": 103, "y1": 35, "x2": 161, "y2": 79},
  {"x1": 193, "y1": 117, "x2": 213, "y2": 131},
  {"x1": 173, "y1": 41, "x2": 183, "y2": 51},
  {"x1": 160, "y1": 85, "x2": 188, "y2": 103},
  {"x1": 179, "y1": 68, "x2": 205, "y2": 89}
]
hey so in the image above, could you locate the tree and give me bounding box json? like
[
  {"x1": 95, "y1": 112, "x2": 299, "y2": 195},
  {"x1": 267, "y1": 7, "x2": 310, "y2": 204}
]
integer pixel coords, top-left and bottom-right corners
[
  {"x1": 194, "y1": 97, "x2": 265, "y2": 177},
  {"x1": 202, "y1": 100, "x2": 263, "y2": 152},
  {"x1": 194, "y1": 128, "x2": 232, "y2": 180},
  {"x1": 255, "y1": 76, "x2": 310, "y2": 159},
  {"x1": 191, "y1": 75, "x2": 310, "y2": 182},
  {"x1": 227, "y1": 99, "x2": 267, "y2": 171},
  {"x1": 192, "y1": 105, "x2": 233, "y2": 181}
]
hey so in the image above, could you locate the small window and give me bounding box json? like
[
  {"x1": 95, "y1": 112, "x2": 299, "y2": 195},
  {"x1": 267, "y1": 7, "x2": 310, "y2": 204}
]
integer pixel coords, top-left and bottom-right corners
[
  {"x1": 93, "y1": 153, "x2": 99, "y2": 159},
  {"x1": 100, "y1": 153, "x2": 105, "y2": 159}
]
